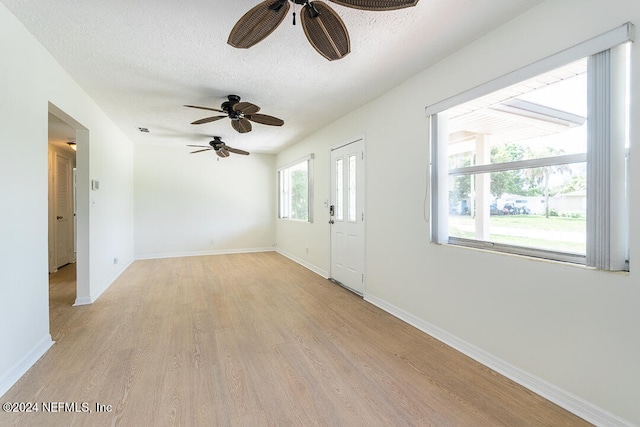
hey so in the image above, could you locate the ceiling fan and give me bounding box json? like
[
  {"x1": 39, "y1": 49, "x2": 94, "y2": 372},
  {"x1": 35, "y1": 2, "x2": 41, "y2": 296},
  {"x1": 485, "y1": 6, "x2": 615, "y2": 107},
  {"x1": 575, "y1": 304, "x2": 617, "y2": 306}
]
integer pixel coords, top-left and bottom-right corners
[
  {"x1": 227, "y1": 0, "x2": 419, "y2": 61},
  {"x1": 184, "y1": 95, "x2": 284, "y2": 134},
  {"x1": 187, "y1": 136, "x2": 250, "y2": 158}
]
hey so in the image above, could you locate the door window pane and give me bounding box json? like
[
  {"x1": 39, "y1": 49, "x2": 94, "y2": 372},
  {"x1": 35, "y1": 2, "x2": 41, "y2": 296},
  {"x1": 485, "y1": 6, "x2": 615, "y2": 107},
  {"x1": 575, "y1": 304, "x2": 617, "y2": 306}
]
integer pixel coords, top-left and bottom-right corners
[
  {"x1": 335, "y1": 158, "x2": 343, "y2": 221},
  {"x1": 348, "y1": 155, "x2": 357, "y2": 222}
]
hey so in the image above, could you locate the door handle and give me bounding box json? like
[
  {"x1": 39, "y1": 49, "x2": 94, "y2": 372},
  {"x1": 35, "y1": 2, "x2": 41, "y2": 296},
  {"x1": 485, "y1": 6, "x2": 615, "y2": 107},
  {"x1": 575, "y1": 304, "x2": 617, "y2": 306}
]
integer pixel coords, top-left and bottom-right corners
[
  {"x1": 329, "y1": 219, "x2": 334, "y2": 225},
  {"x1": 56, "y1": 216, "x2": 63, "y2": 220}
]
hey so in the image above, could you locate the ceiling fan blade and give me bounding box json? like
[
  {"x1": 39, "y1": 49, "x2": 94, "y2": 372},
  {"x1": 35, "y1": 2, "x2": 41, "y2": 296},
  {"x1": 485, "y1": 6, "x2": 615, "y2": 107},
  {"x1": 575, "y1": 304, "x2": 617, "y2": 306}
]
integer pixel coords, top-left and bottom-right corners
[
  {"x1": 228, "y1": 0, "x2": 290, "y2": 49},
  {"x1": 184, "y1": 105, "x2": 225, "y2": 113},
  {"x1": 191, "y1": 116, "x2": 227, "y2": 125},
  {"x1": 233, "y1": 102, "x2": 261, "y2": 115},
  {"x1": 189, "y1": 148, "x2": 212, "y2": 154},
  {"x1": 216, "y1": 148, "x2": 230, "y2": 158},
  {"x1": 186, "y1": 145, "x2": 211, "y2": 148},
  {"x1": 232, "y1": 118, "x2": 252, "y2": 133},
  {"x1": 246, "y1": 113, "x2": 284, "y2": 126},
  {"x1": 225, "y1": 146, "x2": 250, "y2": 156},
  {"x1": 327, "y1": 0, "x2": 418, "y2": 10},
  {"x1": 301, "y1": 2, "x2": 350, "y2": 61}
]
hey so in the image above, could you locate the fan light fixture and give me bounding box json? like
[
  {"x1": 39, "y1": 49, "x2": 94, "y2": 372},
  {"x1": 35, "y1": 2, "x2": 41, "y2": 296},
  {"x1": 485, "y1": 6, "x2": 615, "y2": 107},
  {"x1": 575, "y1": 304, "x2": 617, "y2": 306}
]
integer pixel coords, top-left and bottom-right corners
[
  {"x1": 228, "y1": 0, "x2": 419, "y2": 61},
  {"x1": 186, "y1": 136, "x2": 250, "y2": 158},
  {"x1": 184, "y1": 95, "x2": 284, "y2": 133}
]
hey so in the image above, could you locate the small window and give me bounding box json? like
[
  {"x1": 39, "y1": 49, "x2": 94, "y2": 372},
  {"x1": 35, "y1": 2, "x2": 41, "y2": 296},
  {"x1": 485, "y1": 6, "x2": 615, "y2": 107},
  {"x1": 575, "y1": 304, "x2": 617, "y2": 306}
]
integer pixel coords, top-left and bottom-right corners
[{"x1": 278, "y1": 155, "x2": 313, "y2": 222}]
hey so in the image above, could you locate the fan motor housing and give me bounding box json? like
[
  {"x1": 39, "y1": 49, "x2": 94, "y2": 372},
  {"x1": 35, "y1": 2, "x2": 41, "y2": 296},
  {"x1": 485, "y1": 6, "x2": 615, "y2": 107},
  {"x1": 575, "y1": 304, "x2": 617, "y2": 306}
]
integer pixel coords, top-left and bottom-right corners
[
  {"x1": 209, "y1": 137, "x2": 224, "y2": 149},
  {"x1": 222, "y1": 95, "x2": 242, "y2": 118}
]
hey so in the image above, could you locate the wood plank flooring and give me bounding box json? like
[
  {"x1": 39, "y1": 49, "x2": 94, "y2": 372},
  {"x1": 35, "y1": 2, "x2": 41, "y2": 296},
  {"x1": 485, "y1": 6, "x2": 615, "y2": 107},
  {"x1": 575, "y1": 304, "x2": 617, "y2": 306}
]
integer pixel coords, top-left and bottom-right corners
[{"x1": 1, "y1": 253, "x2": 591, "y2": 426}]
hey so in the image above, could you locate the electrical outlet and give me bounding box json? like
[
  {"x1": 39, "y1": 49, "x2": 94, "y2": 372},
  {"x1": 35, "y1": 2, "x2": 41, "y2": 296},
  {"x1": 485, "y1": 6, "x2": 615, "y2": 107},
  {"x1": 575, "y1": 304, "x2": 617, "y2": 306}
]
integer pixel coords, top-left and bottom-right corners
[{"x1": 113, "y1": 257, "x2": 118, "y2": 265}]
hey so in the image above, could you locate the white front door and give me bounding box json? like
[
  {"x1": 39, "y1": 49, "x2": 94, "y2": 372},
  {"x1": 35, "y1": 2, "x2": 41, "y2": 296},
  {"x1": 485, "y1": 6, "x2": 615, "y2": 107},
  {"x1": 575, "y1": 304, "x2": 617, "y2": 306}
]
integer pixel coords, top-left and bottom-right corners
[{"x1": 330, "y1": 138, "x2": 364, "y2": 295}]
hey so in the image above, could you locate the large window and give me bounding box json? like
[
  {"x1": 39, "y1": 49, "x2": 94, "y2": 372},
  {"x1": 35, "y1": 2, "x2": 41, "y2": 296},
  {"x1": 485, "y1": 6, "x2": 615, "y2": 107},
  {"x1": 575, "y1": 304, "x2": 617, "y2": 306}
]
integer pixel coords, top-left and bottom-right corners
[
  {"x1": 278, "y1": 155, "x2": 313, "y2": 222},
  {"x1": 428, "y1": 24, "x2": 632, "y2": 271}
]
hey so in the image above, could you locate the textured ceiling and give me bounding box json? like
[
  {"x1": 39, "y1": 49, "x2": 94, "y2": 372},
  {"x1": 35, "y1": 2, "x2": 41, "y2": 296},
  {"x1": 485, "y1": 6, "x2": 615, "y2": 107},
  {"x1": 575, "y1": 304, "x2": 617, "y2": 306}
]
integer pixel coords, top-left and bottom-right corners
[{"x1": 2, "y1": 0, "x2": 543, "y2": 154}]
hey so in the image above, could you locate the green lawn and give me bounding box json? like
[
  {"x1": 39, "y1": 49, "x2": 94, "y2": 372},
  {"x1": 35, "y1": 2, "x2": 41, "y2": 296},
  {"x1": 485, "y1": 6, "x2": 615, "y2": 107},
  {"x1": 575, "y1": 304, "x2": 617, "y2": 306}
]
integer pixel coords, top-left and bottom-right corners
[
  {"x1": 489, "y1": 215, "x2": 586, "y2": 232},
  {"x1": 449, "y1": 214, "x2": 586, "y2": 253}
]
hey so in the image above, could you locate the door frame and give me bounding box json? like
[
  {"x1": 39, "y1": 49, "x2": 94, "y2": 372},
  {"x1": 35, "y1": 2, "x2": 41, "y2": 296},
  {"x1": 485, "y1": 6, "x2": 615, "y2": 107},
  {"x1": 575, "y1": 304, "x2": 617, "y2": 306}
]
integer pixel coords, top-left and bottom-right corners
[
  {"x1": 48, "y1": 103, "x2": 91, "y2": 306},
  {"x1": 329, "y1": 135, "x2": 366, "y2": 295}
]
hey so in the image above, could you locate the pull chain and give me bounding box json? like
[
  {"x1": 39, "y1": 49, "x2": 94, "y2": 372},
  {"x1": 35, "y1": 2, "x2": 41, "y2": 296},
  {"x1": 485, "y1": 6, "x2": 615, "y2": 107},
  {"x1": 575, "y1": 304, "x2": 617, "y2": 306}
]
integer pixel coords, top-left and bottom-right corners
[{"x1": 292, "y1": 2, "x2": 297, "y2": 25}]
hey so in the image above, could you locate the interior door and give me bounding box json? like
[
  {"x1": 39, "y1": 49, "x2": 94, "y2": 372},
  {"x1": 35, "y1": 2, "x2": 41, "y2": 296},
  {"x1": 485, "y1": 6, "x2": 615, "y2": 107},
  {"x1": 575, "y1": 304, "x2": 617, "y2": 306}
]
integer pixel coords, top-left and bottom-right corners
[
  {"x1": 330, "y1": 138, "x2": 364, "y2": 294},
  {"x1": 54, "y1": 152, "x2": 75, "y2": 268}
]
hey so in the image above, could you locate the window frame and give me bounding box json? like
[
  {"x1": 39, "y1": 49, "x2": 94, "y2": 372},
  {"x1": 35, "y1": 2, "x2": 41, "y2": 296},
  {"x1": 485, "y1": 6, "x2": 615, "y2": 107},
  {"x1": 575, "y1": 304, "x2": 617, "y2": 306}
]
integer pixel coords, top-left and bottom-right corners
[
  {"x1": 277, "y1": 154, "x2": 314, "y2": 223},
  {"x1": 427, "y1": 23, "x2": 634, "y2": 271}
]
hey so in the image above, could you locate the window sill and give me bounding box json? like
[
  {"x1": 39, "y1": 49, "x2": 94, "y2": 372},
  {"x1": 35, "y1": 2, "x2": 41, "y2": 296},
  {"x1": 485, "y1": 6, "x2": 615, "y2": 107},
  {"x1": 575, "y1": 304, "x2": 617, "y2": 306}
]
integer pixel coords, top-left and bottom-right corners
[
  {"x1": 434, "y1": 239, "x2": 629, "y2": 274},
  {"x1": 278, "y1": 218, "x2": 313, "y2": 224}
]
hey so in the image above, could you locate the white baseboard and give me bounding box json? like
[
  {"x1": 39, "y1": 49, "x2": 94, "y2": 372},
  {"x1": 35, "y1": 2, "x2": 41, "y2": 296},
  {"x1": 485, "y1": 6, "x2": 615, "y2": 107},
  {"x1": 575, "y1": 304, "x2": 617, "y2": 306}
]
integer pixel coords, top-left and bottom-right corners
[
  {"x1": 0, "y1": 335, "x2": 54, "y2": 398},
  {"x1": 135, "y1": 247, "x2": 276, "y2": 261},
  {"x1": 90, "y1": 258, "x2": 135, "y2": 303},
  {"x1": 73, "y1": 258, "x2": 135, "y2": 306},
  {"x1": 73, "y1": 296, "x2": 92, "y2": 306},
  {"x1": 275, "y1": 248, "x2": 329, "y2": 278},
  {"x1": 364, "y1": 294, "x2": 634, "y2": 427}
]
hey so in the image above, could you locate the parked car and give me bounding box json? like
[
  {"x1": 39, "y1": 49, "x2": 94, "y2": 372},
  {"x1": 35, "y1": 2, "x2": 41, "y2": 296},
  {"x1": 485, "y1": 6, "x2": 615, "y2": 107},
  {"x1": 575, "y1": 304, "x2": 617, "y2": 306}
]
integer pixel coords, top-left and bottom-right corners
[
  {"x1": 502, "y1": 202, "x2": 531, "y2": 215},
  {"x1": 502, "y1": 204, "x2": 516, "y2": 215}
]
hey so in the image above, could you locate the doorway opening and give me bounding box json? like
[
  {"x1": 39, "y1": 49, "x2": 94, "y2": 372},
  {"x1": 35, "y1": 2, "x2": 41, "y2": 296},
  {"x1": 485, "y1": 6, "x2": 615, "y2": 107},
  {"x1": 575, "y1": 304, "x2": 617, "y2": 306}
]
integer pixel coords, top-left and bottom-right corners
[{"x1": 48, "y1": 103, "x2": 90, "y2": 337}]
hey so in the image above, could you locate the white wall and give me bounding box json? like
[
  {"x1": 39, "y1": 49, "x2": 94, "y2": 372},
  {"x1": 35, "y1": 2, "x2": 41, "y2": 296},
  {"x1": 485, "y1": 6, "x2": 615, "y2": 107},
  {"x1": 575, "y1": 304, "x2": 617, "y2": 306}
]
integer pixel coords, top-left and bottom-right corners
[
  {"x1": 134, "y1": 144, "x2": 276, "y2": 259},
  {"x1": 0, "y1": 3, "x2": 135, "y2": 395},
  {"x1": 276, "y1": 0, "x2": 640, "y2": 425}
]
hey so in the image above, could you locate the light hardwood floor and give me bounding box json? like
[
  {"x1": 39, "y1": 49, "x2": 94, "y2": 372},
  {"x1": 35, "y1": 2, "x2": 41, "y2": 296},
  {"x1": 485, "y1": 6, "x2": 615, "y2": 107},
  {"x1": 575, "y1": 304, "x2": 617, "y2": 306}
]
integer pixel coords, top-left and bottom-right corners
[{"x1": 1, "y1": 253, "x2": 590, "y2": 426}]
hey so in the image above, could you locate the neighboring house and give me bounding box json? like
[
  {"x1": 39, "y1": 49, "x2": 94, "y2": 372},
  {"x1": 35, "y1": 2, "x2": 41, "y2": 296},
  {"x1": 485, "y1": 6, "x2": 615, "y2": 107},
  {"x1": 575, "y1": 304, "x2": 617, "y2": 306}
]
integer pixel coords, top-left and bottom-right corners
[{"x1": 549, "y1": 190, "x2": 587, "y2": 215}]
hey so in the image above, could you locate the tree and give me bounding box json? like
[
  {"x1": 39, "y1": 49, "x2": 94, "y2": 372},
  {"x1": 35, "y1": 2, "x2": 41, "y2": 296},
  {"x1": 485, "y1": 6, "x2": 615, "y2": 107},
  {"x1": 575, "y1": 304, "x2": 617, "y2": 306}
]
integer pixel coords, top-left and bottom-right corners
[
  {"x1": 525, "y1": 147, "x2": 571, "y2": 217},
  {"x1": 490, "y1": 144, "x2": 527, "y2": 199},
  {"x1": 450, "y1": 156, "x2": 471, "y2": 213},
  {"x1": 558, "y1": 172, "x2": 586, "y2": 193}
]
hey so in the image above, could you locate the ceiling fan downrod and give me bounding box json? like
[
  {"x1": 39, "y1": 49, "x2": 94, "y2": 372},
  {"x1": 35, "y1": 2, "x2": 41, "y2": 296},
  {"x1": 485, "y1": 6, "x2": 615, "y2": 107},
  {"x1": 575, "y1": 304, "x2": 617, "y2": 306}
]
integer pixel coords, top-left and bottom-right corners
[
  {"x1": 283, "y1": 0, "x2": 320, "y2": 24},
  {"x1": 269, "y1": 0, "x2": 287, "y2": 12}
]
